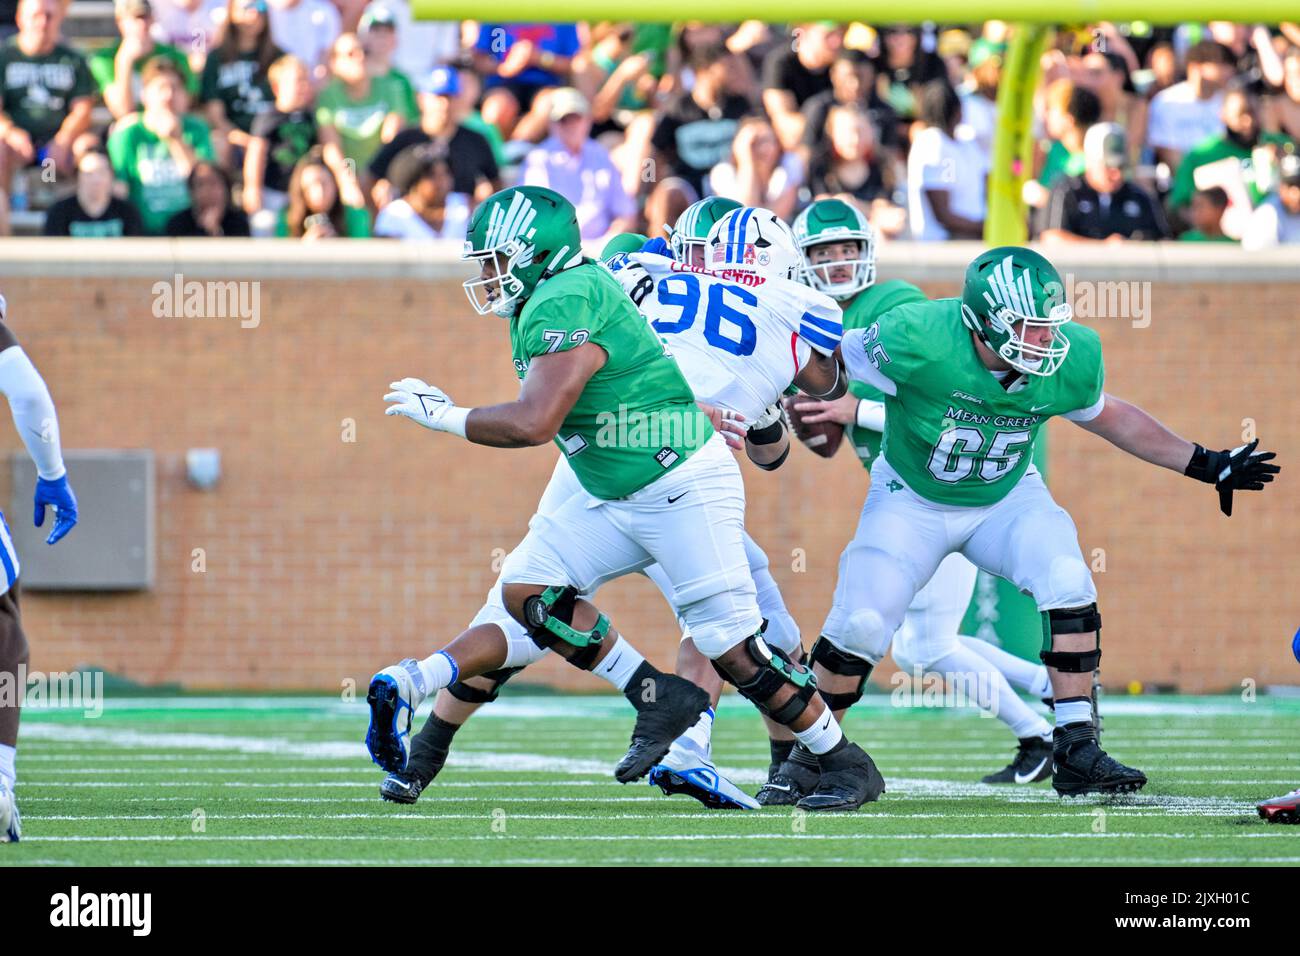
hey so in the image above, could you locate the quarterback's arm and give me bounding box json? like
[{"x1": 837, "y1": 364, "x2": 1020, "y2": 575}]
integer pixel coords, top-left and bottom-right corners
[{"x1": 385, "y1": 344, "x2": 606, "y2": 448}]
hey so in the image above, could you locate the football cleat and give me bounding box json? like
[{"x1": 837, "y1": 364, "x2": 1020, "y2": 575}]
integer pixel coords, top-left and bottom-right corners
[
  {"x1": 1257, "y1": 789, "x2": 1300, "y2": 824},
  {"x1": 982, "y1": 735, "x2": 1054, "y2": 784},
  {"x1": 1051, "y1": 723, "x2": 1146, "y2": 797},
  {"x1": 796, "y1": 742, "x2": 886, "y2": 812},
  {"x1": 365, "y1": 660, "x2": 427, "y2": 773},
  {"x1": 379, "y1": 770, "x2": 428, "y2": 805},
  {"x1": 614, "y1": 674, "x2": 710, "y2": 784},
  {"x1": 756, "y1": 752, "x2": 821, "y2": 806},
  {"x1": 0, "y1": 781, "x2": 19, "y2": 843},
  {"x1": 649, "y1": 742, "x2": 759, "y2": 810}
]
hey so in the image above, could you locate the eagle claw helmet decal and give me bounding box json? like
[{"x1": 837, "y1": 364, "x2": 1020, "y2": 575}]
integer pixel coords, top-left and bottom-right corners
[
  {"x1": 462, "y1": 186, "x2": 584, "y2": 317},
  {"x1": 960, "y1": 246, "x2": 1073, "y2": 377}
]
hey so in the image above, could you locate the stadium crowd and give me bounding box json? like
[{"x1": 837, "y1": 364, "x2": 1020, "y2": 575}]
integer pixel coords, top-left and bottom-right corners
[{"x1": 0, "y1": 2, "x2": 1297, "y2": 246}]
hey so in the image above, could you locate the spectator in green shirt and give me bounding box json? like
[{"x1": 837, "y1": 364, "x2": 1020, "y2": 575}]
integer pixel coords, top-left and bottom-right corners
[
  {"x1": 0, "y1": 0, "x2": 95, "y2": 234},
  {"x1": 107, "y1": 55, "x2": 215, "y2": 233},
  {"x1": 90, "y1": 0, "x2": 196, "y2": 121},
  {"x1": 1025, "y1": 79, "x2": 1101, "y2": 216},
  {"x1": 316, "y1": 31, "x2": 404, "y2": 188},
  {"x1": 200, "y1": 0, "x2": 282, "y2": 170},
  {"x1": 1168, "y1": 84, "x2": 1295, "y2": 218},
  {"x1": 357, "y1": 4, "x2": 417, "y2": 125},
  {"x1": 1179, "y1": 186, "x2": 1237, "y2": 242}
]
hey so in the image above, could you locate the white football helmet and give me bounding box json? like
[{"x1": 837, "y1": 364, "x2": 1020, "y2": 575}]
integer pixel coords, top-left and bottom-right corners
[{"x1": 703, "y1": 206, "x2": 801, "y2": 281}]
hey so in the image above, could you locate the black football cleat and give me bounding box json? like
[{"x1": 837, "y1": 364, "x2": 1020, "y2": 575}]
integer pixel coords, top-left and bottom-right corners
[
  {"x1": 795, "y1": 742, "x2": 886, "y2": 812},
  {"x1": 756, "y1": 746, "x2": 821, "y2": 806},
  {"x1": 982, "y1": 735, "x2": 1054, "y2": 784},
  {"x1": 614, "y1": 673, "x2": 710, "y2": 784},
  {"x1": 380, "y1": 770, "x2": 428, "y2": 804},
  {"x1": 1257, "y1": 789, "x2": 1300, "y2": 824},
  {"x1": 1051, "y1": 723, "x2": 1146, "y2": 797}
]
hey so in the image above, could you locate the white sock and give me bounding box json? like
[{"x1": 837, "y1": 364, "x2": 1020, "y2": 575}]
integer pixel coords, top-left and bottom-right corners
[
  {"x1": 414, "y1": 650, "x2": 457, "y2": 696},
  {"x1": 592, "y1": 636, "x2": 645, "y2": 692},
  {"x1": 929, "y1": 646, "x2": 1053, "y2": 740},
  {"x1": 960, "y1": 636, "x2": 1052, "y2": 698},
  {"x1": 794, "y1": 709, "x2": 845, "y2": 755},
  {"x1": 678, "y1": 707, "x2": 714, "y2": 760},
  {"x1": 0, "y1": 743, "x2": 14, "y2": 789},
  {"x1": 1055, "y1": 697, "x2": 1094, "y2": 728}
]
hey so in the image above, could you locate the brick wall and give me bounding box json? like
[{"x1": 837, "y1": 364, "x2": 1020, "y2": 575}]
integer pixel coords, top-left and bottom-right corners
[{"x1": 2, "y1": 240, "x2": 1296, "y2": 694}]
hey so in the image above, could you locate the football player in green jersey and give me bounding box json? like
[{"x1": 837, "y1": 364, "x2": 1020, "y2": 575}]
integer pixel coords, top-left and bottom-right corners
[
  {"x1": 369, "y1": 186, "x2": 884, "y2": 810},
  {"x1": 827, "y1": 244, "x2": 1279, "y2": 796},
  {"x1": 765, "y1": 199, "x2": 1057, "y2": 803}
]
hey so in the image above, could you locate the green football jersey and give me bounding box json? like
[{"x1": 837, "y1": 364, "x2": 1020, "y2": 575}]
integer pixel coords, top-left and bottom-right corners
[
  {"x1": 841, "y1": 279, "x2": 928, "y2": 469},
  {"x1": 849, "y1": 297, "x2": 1104, "y2": 506},
  {"x1": 511, "y1": 262, "x2": 713, "y2": 500}
]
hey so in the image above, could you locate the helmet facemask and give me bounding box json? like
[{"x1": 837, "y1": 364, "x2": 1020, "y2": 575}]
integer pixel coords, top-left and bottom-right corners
[
  {"x1": 964, "y1": 298, "x2": 1073, "y2": 377},
  {"x1": 801, "y1": 237, "x2": 876, "y2": 300},
  {"x1": 670, "y1": 233, "x2": 708, "y2": 268},
  {"x1": 462, "y1": 238, "x2": 532, "y2": 318}
]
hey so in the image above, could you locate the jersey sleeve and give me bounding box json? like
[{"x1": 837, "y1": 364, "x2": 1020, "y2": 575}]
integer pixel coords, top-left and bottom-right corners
[
  {"x1": 1059, "y1": 324, "x2": 1106, "y2": 419},
  {"x1": 840, "y1": 305, "x2": 919, "y2": 397},
  {"x1": 793, "y1": 288, "x2": 843, "y2": 357},
  {"x1": 517, "y1": 293, "x2": 608, "y2": 360}
]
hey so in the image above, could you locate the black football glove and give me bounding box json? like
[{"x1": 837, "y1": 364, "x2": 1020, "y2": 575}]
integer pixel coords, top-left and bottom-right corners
[{"x1": 1184, "y1": 439, "x2": 1280, "y2": 516}]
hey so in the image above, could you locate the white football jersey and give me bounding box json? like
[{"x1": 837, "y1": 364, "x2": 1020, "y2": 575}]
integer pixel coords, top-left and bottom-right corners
[{"x1": 607, "y1": 252, "x2": 844, "y2": 421}]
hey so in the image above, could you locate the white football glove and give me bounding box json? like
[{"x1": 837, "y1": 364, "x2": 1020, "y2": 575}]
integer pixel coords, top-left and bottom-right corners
[{"x1": 384, "y1": 378, "x2": 468, "y2": 436}]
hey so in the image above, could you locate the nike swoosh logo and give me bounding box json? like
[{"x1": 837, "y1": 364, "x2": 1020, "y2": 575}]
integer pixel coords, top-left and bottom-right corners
[
  {"x1": 1030, "y1": 404, "x2": 1051, "y2": 412},
  {"x1": 604, "y1": 652, "x2": 623, "y2": 672},
  {"x1": 667, "y1": 492, "x2": 688, "y2": 503},
  {"x1": 1015, "y1": 757, "x2": 1049, "y2": 784},
  {"x1": 387, "y1": 779, "x2": 412, "y2": 791},
  {"x1": 763, "y1": 783, "x2": 792, "y2": 793},
  {"x1": 820, "y1": 715, "x2": 832, "y2": 732}
]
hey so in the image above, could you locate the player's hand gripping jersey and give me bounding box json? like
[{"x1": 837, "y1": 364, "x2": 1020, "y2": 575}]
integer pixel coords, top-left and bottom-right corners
[
  {"x1": 608, "y1": 252, "x2": 844, "y2": 418},
  {"x1": 840, "y1": 297, "x2": 1105, "y2": 507},
  {"x1": 511, "y1": 260, "x2": 713, "y2": 500}
]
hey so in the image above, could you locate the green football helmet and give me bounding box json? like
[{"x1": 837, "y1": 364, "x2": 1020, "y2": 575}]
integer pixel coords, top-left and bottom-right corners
[
  {"x1": 599, "y1": 232, "x2": 649, "y2": 261},
  {"x1": 792, "y1": 198, "x2": 876, "y2": 300},
  {"x1": 667, "y1": 196, "x2": 741, "y2": 266},
  {"x1": 462, "y1": 186, "x2": 584, "y2": 317},
  {"x1": 960, "y1": 246, "x2": 1072, "y2": 377}
]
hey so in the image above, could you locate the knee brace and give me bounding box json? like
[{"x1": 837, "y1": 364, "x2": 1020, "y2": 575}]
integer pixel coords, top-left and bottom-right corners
[
  {"x1": 522, "y1": 586, "x2": 609, "y2": 670},
  {"x1": 1039, "y1": 603, "x2": 1102, "y2": 672},
  {"x1": 446, "y1": 666, "x2": 525, "y2": 705},
  {"x1": 713, "y1": 631, "x2": 818, "y2": 725},
  {"x1": 809, "y1": 635, "x2": 875, "y2": 711}
]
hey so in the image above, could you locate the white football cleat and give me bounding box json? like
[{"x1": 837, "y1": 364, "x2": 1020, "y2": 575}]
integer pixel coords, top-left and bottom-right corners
[
  {"x1": 365, "y1": 659, "x2": 428, "y2": 773},
  {"x1": 0, "y1": 780, "x2": 19, "y2": 843},
  {"x1": 649, "y1": 741, "x2": 760, "y2": 810}
]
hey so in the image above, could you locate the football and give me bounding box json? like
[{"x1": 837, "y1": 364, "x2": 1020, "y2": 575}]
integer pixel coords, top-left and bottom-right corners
[{"x1": 783, "y1": 392, "x2": 844, "y2": 459}]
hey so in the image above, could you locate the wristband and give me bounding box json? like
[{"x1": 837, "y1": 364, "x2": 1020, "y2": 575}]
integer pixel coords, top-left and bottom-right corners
[{"x1": 441, "y1": 406, "x2": 471, "y2": 438}]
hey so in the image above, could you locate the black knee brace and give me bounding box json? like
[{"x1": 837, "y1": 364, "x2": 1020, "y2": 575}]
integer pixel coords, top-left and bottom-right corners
[
  {"x1": 446, "y1": 666, "x2": 525, "y2": 705},
  {"x1": 714, "y1": 632, "x2": 819, "y2": 725},
  {"x1": 522, "y1": 586, "x2": 608, "y2": 670},
  {"x1": 1039, "y1": 603, "x2": 1102, "y2": 672},
  {"x1": 809, "y1": 635, "x2": 874, "y2": 711}
]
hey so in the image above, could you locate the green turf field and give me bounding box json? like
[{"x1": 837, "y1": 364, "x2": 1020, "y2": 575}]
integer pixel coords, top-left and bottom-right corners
[{"x1": 3, "y1": 692, "x2": 1298, "y2": 866}]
